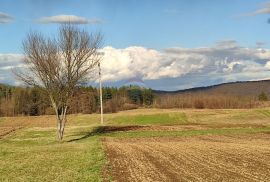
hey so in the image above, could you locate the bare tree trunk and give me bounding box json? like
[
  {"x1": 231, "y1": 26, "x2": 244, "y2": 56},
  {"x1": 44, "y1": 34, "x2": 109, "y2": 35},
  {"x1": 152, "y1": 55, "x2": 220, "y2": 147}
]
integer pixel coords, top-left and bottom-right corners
[
  {"x1": 57, "y1": 116, "x2": 62, "y2": 141},
  {"x1": 55, "y1": 106, "x2": 68, "y2": 141},
  {"x1": 50, "y1": 95, "x2": 67, "y2": 141},
  {"x1": 59, "y1": 106, "x2": 67, "y2": 141},
  {"x1": 56, "y1": 115, "x2": 64, "y2": 141}
]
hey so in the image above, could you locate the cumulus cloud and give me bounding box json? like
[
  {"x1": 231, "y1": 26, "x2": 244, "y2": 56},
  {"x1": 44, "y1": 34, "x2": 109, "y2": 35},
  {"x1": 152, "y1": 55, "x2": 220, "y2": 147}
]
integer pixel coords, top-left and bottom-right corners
[
  {"x1": 0, "y1": 54, "x2": 24, "y2": 69},
  {"x1": 37, "y1": 15, "x2": 102, "y2": 24},
  {"x1": 1, "y1": 41, "x2": 270, "y2": 90},
  {"x1": 0, "y1": 54, "x2": 24, "y2": 84},
  {"x1": 98, "y1": 41, "x2": 270, "y2": 89},
  {"x1": 0, "y1": 12, "x2": 14, "y2": 24}
]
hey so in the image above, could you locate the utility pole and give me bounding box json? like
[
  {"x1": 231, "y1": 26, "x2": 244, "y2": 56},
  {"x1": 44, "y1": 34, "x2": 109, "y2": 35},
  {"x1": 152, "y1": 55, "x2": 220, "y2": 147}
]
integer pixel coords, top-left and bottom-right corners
[{"x1": 98, "y1": 62, "x2": 104, "y2": 125}]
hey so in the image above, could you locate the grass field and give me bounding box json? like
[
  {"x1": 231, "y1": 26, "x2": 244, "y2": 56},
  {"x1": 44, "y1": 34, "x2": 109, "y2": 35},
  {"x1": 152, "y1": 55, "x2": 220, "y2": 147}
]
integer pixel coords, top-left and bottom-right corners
[{"x1": 1, "y1": 108, "x2": 270, "y2": 181}]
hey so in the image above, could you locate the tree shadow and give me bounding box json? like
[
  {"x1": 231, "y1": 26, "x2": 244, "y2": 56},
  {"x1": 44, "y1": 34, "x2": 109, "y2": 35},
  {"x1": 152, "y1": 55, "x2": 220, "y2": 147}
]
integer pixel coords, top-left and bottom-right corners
[{"x1": 67, "y1": 125, "x2": 145, "y2": 142}]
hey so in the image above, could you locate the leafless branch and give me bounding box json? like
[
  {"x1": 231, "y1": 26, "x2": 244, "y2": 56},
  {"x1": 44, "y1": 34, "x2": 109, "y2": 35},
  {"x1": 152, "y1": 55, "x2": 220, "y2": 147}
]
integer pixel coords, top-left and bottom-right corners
[{"x1": 14, "y1": 24, "x2": 103, "y2": 140}]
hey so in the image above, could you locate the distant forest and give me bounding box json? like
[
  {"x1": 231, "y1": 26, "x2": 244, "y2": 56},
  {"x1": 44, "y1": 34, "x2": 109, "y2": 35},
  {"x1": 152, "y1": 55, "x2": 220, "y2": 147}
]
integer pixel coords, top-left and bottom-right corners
[
  {"x1": 0, "y1": 80, "x2": 269, "y2": 117},
  {"x1": 0, "y1": 84, "x2": 154, "y2": 116}
]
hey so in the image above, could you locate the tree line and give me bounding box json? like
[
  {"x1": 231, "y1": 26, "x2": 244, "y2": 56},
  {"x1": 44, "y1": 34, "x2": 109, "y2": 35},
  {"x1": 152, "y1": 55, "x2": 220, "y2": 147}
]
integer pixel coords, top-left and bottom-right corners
[
  {"x1": 1, "y1": 83, "x2": 270, "y2": 117},
  {"x1": 154, "y1": 93, "x2": 266, "y2": 109},
  {"x1": 0, "y1": 84, "x2": 154, "y2": 117}
]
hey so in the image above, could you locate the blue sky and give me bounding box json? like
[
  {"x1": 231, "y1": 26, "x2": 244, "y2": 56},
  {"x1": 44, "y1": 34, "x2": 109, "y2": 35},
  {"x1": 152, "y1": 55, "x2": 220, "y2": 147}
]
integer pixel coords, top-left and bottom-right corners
[
  {"x1": 1, "y1": 0, "x2": 270, "y2": 52},
  {"x1": 1, "y1": 0, "x2": 270, "y2": 90}
]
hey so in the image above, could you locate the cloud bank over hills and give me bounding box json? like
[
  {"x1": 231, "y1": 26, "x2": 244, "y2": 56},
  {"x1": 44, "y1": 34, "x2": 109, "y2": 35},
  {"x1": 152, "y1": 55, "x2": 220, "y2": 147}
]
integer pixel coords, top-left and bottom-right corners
[{"x1": 1, "y1": 40, "x2": 270, "y2": 90}]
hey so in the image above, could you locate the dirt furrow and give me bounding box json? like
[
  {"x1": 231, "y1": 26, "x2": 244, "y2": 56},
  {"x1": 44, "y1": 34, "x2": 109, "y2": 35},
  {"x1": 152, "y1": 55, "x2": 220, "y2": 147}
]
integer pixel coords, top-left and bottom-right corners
[{"x1": 103, "y1": 134, "x2": 270, "y2": 182}]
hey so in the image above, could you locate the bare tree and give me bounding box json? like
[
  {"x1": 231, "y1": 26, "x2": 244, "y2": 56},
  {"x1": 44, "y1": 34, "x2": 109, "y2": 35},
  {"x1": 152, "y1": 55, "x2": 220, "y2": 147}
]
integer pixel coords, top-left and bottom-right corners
[{"x1": 15, "y1": 24, "x2": 103, "y2": 141}]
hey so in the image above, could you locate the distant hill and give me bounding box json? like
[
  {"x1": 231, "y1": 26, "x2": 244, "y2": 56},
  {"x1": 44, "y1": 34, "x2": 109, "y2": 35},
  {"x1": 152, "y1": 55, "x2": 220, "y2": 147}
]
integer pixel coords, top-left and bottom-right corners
[
  {"x1": 154, "y1": 80, "x2": 270, "y2": 97},
  {"x1": 1, "y1": 79, "x2": 270, "y2": 97}
]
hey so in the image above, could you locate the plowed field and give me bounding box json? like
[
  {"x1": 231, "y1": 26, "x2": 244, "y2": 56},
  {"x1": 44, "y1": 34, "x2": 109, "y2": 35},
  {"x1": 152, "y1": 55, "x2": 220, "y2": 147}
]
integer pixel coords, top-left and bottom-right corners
[{"x1": 103, "y1": 134, "x2": 270, "y2": 182}]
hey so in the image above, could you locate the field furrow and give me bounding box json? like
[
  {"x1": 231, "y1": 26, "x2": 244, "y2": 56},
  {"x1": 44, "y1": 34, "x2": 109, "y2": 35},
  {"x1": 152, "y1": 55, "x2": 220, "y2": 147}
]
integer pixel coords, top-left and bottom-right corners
[{"x1": 103, "y1": 134, "x2": 270, "y2": 182}]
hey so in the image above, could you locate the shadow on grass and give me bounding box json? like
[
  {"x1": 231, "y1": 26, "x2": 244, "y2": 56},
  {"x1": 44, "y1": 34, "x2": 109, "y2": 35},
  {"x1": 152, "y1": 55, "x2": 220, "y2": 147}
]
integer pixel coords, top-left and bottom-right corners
[{"x1": 67, "y1": 125, "x2": 144, "y2": 142}]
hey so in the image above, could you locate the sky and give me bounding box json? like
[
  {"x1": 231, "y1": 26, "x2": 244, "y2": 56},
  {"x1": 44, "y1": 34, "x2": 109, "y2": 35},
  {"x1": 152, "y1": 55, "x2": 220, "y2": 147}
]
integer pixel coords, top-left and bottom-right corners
[{"x1": 1, "y1": 0, "x2": 270, "y2": 90}]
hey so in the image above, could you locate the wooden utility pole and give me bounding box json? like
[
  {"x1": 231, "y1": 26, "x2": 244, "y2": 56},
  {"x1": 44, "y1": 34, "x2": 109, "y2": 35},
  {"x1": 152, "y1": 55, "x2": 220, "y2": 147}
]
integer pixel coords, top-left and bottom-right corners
[{"x1": 98, "y1": 62, "x2": 104, "y2": 125}]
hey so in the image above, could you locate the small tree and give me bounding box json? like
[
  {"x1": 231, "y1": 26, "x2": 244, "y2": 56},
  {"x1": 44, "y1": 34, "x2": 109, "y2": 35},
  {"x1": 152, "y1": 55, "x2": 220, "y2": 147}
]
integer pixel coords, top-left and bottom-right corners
[
  {"x1": 15, "y1": 24, "x2": 103, "y2": 141},
  {"x1": 258, "y1": 92, "x2": 268, "y2": 101}
]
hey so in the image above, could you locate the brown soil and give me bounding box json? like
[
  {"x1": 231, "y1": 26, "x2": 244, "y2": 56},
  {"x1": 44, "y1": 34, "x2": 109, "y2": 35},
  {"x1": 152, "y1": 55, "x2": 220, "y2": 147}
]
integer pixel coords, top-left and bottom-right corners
[
  {"x1": 103, "y1": 134, "x2": 270, "y2": 182},
  {"x1": 0, "y1": 116, "x2": 56, "y2": 137},
  {"x1": 0, "y1": 127, "x2": 16, "y2": 138},
  {"x1": 0, "y1": 115, "x2": 76, "y2": 137},
  {"x1": 0, "y1": 115, "x2": 58, "y2": 128}
]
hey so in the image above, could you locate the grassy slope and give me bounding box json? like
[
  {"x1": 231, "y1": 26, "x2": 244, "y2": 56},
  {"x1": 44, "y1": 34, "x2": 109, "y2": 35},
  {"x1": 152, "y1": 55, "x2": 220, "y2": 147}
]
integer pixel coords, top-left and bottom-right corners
[{"x1": 0, "y1": 108, "x2": 270, "y2": 181}]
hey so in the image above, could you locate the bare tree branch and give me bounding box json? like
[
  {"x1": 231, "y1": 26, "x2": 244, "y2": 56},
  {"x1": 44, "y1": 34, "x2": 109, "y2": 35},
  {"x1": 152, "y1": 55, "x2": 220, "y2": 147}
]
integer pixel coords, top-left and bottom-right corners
[{"x1": 14, "y1": 24, "x2": 103, "y2": 141}]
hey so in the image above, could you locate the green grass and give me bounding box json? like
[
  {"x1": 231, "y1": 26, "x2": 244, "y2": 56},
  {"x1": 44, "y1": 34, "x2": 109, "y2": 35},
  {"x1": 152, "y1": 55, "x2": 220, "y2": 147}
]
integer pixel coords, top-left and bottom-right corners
[
  {"x1": 72, "y1": 114, "x2": 100, "y2": 126},
  {"x1": 256, "y1": 109, "x2": 270, "y2": 117},
  {"x1": 108, "y1": 112, "x2": 188, "y2": 125},
  {"x1": 0, "y1": 127, "x2": 106, "y2": 182},
  {"x1": 102, "y1": 126, "x2": 270, "y2": 138},
  {"x1": 187, "y1": 108, "x2": 270, "y2": 125}
]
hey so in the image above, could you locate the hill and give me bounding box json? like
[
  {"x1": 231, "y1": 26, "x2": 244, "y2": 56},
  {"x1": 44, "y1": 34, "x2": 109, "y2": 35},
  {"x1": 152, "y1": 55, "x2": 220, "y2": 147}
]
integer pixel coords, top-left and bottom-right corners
[{"x1": 154, "y1": 80, "x2": 270, "y2": 97}]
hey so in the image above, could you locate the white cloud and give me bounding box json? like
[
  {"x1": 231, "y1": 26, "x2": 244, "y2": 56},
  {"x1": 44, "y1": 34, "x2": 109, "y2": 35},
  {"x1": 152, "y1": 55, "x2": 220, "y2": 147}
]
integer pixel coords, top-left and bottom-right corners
[
  {"x1": 0, "y1": 12, "x2": 14, "y2": 24},
  {"x1": 1, "y1": 41, "x2": 270, "y2": 90},
  {"x1": 0, "y1": 54, "x2": 24, "y2": 68},
  {"x1": 37, "y1": 15, "x2": 102, "y2": 24},
  {"x1": 99, "y1": 41, "x2": 270, "y2": 85},
  {"x1": 0, "y1": 54, "x2": 24, "y2": 84},
  {"x1": 265, "y1": 61, "x2": 270, "y2": 69}
]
